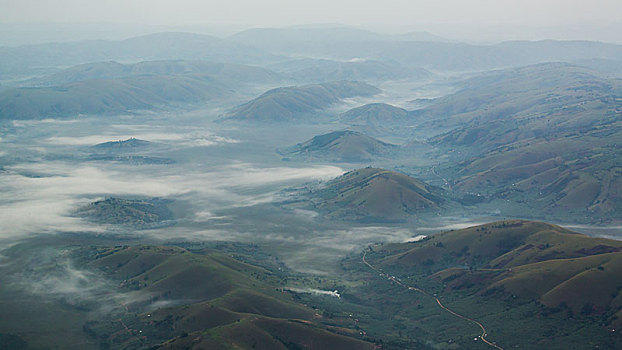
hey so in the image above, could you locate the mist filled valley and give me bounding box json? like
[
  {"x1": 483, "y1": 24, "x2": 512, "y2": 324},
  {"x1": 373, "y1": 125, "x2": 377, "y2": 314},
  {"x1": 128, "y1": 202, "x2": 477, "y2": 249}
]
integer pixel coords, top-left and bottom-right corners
[{"x1": 1, "y1": 13, "x2": 622, "y2": 350}]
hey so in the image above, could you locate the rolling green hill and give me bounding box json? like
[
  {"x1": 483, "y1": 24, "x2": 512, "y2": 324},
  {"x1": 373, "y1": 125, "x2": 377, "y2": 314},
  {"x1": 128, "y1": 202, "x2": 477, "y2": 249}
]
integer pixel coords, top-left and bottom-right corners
[
  {"x1": 314, "y1": 167, "x2": 445, "y2": 221},
  {"x1": 280, "y1": 130, "x2": 399, "y2": 162},
  {"x1": 82, "y1": 245, "x2": 376, "y2": 350},
  {"x1": 450, "y1": 131, "x2": 622, "y2": 221},
  {"x1": 374, "y1": 220, "x2": 622, "y2": 325},
  {"x1": 223, "y1": 81, "x2": 380, "y2": 122},
  {"x1": 339, "y1": 220, "x2": 622, "y2": 349}
]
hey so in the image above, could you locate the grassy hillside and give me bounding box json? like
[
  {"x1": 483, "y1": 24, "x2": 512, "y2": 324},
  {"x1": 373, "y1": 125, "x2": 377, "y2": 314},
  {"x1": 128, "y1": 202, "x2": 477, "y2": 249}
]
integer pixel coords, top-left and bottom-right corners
[
  {"x1": 340, "y1": 220, "x2": 622, "y2": 349},
  {"x1": 280, "y1": 130, "x2": 399, "y2": 162},
  {"x1": 314, "y1": 167, "x2": 445, "y2": 221},
  {"x1": 375, "y1": 220, "x2": 622, "y2": 322},
  {"x1": 450, "y1": 130, "x2": 622, "y2": 221},
  {"x1": 223, "y1": 81, "x2": 380, "y2": 122},
  {"x1": 425, "y1": 63, "x2": 622, "y2": 147},
  {"x1": 81, "y1": 245, "x2": 376, "y2": 350},
  {"x1": 420, "y1": 63, "x2": 622, "y2": 222}
]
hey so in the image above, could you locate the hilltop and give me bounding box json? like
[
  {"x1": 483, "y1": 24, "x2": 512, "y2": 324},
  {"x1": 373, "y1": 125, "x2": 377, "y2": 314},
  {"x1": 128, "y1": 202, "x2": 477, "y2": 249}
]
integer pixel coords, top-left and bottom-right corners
[
  {"x1": 280, "y1": 130, "x2": 399, "y2": 162},
  {"x1": 223, "y1": 81, "x2": 380, "y2": 122},
  {"x1": 314, "y1": 168, "x2": 445, "y2": 222}
]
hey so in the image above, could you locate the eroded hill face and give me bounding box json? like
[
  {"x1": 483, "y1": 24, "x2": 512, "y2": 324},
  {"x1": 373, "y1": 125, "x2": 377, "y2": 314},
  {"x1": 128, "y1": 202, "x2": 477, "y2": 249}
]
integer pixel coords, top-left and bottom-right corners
[
  {"x1": 371, "y1": 220, "x2": 622, "y2": 327},
  {"x1": 315, "y1": 168, "x2": 445, "y2": 221}
]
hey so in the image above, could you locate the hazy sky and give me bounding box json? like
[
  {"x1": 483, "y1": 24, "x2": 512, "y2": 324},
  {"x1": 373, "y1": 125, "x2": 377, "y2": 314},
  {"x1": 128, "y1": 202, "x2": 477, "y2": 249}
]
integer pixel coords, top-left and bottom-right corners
[
  {"x1": 1, "y1": 0, "x2": 622, "y2": 43},
  {"x1": 2, "y1": 0, "x2": 620, "y2": 26}
]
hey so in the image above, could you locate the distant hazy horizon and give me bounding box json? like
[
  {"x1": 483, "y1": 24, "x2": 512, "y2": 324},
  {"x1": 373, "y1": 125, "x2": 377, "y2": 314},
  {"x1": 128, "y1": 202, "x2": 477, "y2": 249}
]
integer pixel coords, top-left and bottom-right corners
[{"x1": 1, "y1": 0, "x2": 621, "y2": 46}]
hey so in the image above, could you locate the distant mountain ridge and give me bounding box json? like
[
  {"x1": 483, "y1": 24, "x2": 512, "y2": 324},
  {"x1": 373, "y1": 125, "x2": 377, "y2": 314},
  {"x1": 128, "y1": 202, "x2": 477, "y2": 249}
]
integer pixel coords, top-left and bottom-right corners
[
  {"x1": 267, "y1": 58, "x2": 433, "y2": 83},
  {"x1": 0, "y1": 32, "x2": 278, "y2": 77},
  {"x1": 0, "y1": 60, "x2": 283, "y2": 119},
  {"x1": 228, "y1": 27, "x2": 622, "y2": 70},
  {"x1": 22, "y1": 60, "x2": 283, "y2": 87}
]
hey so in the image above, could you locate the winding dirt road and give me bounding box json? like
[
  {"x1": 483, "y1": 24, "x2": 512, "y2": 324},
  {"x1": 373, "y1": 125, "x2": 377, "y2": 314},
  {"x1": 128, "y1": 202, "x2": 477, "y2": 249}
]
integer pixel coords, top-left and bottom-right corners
[{"x1": 362, "y1": 250, "x2": 504, "y2": 350}]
